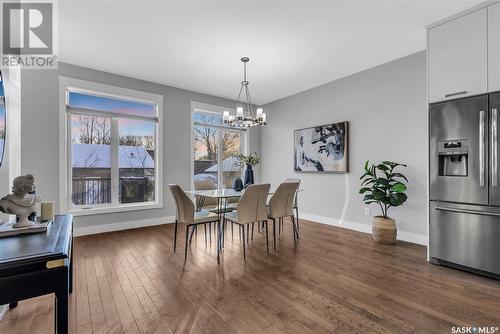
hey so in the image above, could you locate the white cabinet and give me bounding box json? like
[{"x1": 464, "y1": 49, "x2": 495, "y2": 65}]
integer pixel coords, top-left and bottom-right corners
[
  {"x1": 428, "y1": 8, "x2": 488, "y2": 103},
  {"x1": 489, "y1": 3, "x2": 500, "y2": 93}
]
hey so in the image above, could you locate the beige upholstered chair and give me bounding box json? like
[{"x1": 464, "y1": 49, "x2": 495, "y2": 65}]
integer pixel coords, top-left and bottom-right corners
[
  {"x1": 169, "y1": 184, "x2": 219, "y2": 261},
  {"x1": 224, "y1": 184, "x2": 270, "y2": 259},
  {"x1": 285, "y1": 178, "x2": 301, "y2": 232},
  {"x1": 268, "y1": 182, "x2": 300, "y2": 250},
  {"x1": 194, "y1": 179, "x2": 237, "y2": 213}
]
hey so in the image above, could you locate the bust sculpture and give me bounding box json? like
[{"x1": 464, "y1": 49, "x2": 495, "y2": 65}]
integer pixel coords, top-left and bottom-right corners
[{"x1": 0, "y1": 174, "x2": 41, "y2": 228}]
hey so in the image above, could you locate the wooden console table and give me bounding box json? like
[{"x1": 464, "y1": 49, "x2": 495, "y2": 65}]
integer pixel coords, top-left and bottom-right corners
[{"x1": 0, "y1": 214, "x2": 73, "y2": 334}]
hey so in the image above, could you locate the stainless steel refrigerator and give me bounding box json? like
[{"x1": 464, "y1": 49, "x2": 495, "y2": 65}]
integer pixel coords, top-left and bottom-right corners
[{"x1": 430, "y1": 93, "x2": 500, "y2": 278}]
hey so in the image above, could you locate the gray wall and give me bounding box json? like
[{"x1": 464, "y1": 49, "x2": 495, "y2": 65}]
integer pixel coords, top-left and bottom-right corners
[
  {"x1": 261, "y1": 51, "x2": 427, "y2": 242},
  {"x1": 21, "y1": 62, "x2": 260, "y2": 231}
]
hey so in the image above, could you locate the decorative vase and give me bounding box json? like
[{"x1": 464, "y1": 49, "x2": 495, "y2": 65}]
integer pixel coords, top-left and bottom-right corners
[
  {"x1": 233, "y1": 178, "x2": 243, "y2": 191},
  {"x1": 372, "y1": 216, "x2": 397, "y2": 244},
  {"x1": 244, "y1": 164, "x2": 254, "y2": 188}
]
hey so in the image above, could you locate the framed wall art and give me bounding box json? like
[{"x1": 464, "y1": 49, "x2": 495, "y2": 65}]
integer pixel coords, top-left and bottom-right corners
[{"x1": 294, "y1": 121, "x2": 348, "y2": 173}]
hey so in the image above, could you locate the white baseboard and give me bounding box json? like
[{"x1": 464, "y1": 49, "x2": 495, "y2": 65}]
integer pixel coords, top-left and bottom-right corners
[
  {"x1": 74, "y1": 216, "x2": 175, "y2": 237},
  {"x1": 300, "y1": 213, "x2": 428, "y2": 246}
]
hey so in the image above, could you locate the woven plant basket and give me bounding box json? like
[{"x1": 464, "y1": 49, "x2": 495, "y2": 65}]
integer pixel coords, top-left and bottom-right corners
[{"x1": 372, "y1": 216, "x2": 397, "y2": 244}]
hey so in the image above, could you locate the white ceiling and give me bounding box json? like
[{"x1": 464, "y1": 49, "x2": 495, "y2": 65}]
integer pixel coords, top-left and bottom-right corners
[{"x1": 58, "y1": 0, "x2": 482, "y2": 105}]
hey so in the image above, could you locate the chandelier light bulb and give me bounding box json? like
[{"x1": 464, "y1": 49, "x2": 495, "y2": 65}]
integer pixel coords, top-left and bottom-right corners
[
  {"x1": 256, "y1": 108, "x2": 263, "y2": 120},
  {"x1": 236, "y1": 107, "x2": 244, "y2": 119}
]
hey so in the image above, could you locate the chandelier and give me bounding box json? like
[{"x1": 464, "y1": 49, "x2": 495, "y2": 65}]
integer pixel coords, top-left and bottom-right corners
[{"x1": 223, "y1": 57, "x2": 266, "y2": 128}]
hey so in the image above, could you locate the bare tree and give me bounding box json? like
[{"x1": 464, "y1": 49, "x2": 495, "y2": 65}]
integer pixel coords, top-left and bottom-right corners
[
  {"x1": 194, "y1": 114, "x2": 240, "y2": 160},
  {"x1": 76, "y1": 115, "x2": 111, "y2": 144},
  {"x1": 194, "y1": 126, "x2": 217, "y2": 160}
]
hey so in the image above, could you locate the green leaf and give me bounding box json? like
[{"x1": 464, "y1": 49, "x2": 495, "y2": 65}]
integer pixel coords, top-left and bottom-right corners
[
  {"x1": 375, "y1": 178, "x2": 390, "y2": 187},
  {"x1": 373, "y1": 189, "x2": 386, "y2": 200},
  {"x1": 391, "y1": 182, "x2": 407, "y2": 193},
  {"x1": 363, "y1": 194, "x2": 374, "y2": 201},
  {"x1": 377, "y1": 164, "x2": 389, "y2": 171},
  {"x1": 359, "y1": 187, "x2": 371, "y2": 194},
  {"x1": 380, "y1": 196, "x2": 392, "y2": 205},
  {"x1": 361, "y1": 178, "x2": 375, "y2": 186},
  {"x1": 389, "y1": 193, "x2": 407, "y2": 206},
  {"x1": 391, "y1": 172, "x2": 408, "y2": 182},
  {"x1": 364, "y1": 160, "x2": 369, "y2": 172}
]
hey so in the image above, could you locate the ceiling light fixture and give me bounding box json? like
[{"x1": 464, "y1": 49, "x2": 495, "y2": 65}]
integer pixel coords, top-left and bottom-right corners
[{"x1": 223, "y1": 57, "x2": 266, "y2": 128}]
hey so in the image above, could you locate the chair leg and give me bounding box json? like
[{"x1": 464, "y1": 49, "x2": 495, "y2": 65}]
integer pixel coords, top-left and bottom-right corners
[
  {"x1": 251, "y1": 223, "x2": 254, "y2": 241},
  {"x1": 204, "y1": 224, "x2": 207, "y2": 244},
  {"x1": 291, "y1": 215, "x2": 298, "y2": 245},
  {"x1": 295, "y1": 207, "x2": 300, "y2": 233},
  {"x1": 242, "y1": 225, "x2": 246, "y2": 260},
  {"x1": 184, "y1": 225, "x2": 189, "y2": 262},
  {"x1": 173, "y1": 220, "x2": 178, "y2": 253},
  {"x1": 189, "y1": 225, "x2": 195, "y2": 244},
  {"x1": 208, "y1": 223, "x2": 211, "y2": 245},
  {"x1": 279, "y1": 218, "x2": 282, "y2": 236},
  {"x1": 231, "y1": 222, "x2": 234, "y2": 239},
  {"x1": 272, "y1": 219, "x2": 277, "y2": 251},
  {"x1": 247, "y1": 224, "x2": 250, "y2": 244},
  {"x1": 265, "y1": 221, "x2": 269, "y2": 254}
]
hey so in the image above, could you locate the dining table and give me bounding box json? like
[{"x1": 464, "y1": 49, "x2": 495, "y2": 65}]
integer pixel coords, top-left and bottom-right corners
[{"x1": 185, "y1": 187, "x2": 301, "y2": 261}]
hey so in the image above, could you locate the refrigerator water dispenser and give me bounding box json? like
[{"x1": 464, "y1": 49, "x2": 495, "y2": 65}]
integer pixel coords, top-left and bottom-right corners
[{"x1": 438, "y1": 140, "x2": 468, "y2": 176}]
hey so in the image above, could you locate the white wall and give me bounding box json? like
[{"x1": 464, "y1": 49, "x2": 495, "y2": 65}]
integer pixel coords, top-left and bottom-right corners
[
  {"x1": 21, "y1": 62, "x2": 260, "y2": 235},
  {"x1": 261, "y1": 51, "x2": 427, "y2": 244}
]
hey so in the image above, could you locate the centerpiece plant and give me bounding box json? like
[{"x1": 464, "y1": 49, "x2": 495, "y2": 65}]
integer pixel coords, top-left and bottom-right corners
[{"x1": 231, "y1": 152, "x2": 260, "y2": 188}]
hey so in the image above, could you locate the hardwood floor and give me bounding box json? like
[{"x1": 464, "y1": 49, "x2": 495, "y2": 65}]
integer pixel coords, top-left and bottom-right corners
[{"x1": 1, "y1": 219, "x2": 499, "y2": 334}]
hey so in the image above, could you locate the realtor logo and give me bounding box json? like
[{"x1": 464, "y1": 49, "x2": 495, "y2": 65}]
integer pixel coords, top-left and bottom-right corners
[
  {"x1": 1, "y1": 1, "x2": 56, "y2": 68},
  {"x1": 3, "y1": 2, "x2": 52, "y2": 54}
]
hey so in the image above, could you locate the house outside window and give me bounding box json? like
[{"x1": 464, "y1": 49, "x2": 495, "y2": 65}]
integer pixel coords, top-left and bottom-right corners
[
  {"x1": 192, "y1": 105, "x2": 247, "y2": 189},
  {"x1": 59, "y1": 77, "x2": 163, "y2": 215}
]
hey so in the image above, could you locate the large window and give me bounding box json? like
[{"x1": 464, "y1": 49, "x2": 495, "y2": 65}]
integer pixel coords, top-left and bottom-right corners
[
  {"x1": 60, "y1": 78, "x2": 163, "y2": 214},
  {"x1": 193, "y1": 109, "x2": 246, "y2": 189}
]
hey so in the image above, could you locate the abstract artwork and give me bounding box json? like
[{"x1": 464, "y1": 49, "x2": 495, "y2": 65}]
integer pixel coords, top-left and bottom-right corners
[{"x1": 294, "y1": 121, "x2": 348, "y2": 173}]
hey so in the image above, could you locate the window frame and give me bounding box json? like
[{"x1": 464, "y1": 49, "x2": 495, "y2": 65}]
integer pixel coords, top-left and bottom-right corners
[
  {"x1": 190, "y1": 102, "x2": 248, "y2": 190},
  {"x1": 59, "y1": 76, "x2": 164, "y2": 216}
]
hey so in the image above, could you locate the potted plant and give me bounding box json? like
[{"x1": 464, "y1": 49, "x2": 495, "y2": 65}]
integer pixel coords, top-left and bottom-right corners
[
  {"x1": 231, "y1": 152, "x2": 260, "y2": 188},
  {"x1": 359, "y1": 160, "x2": 408, "y2": 244}
]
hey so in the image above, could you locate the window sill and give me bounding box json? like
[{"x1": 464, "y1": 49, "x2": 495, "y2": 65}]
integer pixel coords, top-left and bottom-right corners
[{"x1": 67, "y1": 202, "x2": 163, "y2": 216}]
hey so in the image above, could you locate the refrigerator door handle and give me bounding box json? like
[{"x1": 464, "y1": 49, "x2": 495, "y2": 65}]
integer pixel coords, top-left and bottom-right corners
[
  {"x1": 480, "y1": 110, "x2": 485, "y2": 187},
  {"x1": 492, "y1": 108, "x2": 498, "y2": 187},
  {"x1": 435, "y1": 205, "x2": 500, "y2": 217}
]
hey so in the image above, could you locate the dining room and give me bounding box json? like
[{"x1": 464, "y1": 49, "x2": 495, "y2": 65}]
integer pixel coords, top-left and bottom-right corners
[{"x1": 1, "y1": 1, "x2": 500, "y2": 333}]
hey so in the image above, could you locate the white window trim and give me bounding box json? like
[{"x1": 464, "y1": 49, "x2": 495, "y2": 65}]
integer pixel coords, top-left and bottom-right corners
[
  {"x1": 58, "y1": 76, "x2": 164, "y2": 216},
  {"x1": 190, "y1": 102, "x2": 249, "y2": 190}
]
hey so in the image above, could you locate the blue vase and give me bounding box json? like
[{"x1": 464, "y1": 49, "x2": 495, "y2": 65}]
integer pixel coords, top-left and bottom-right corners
[
  {"x1": 244, "y1": 165, "x2": 254, "y2": 188},
  {"x1": 233, "y1": 178, "x2": 243, "y2": 191}
]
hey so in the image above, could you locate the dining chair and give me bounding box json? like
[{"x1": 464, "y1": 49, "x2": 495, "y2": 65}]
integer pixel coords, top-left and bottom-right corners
[
  {"x1": 224, "y1": 183, "x2": 271, "y2": 260},
  {"x1": 268, "y1": 182, "x2": 300, "y2": 250},
  {"x1": 285, "y1": 178, "x2": 301, "y2": 233},
  {"x1": 194, "y1": 179, "x2": 237, "y2": 213},
  {"x1": 169, "y1": 184, "x2": 219, "y2": 261}
]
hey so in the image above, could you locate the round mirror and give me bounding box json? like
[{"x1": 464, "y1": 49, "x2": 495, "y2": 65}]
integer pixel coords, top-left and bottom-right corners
[{"x1": 0, "y1": 71, "x2": 5, "y2": 167}]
